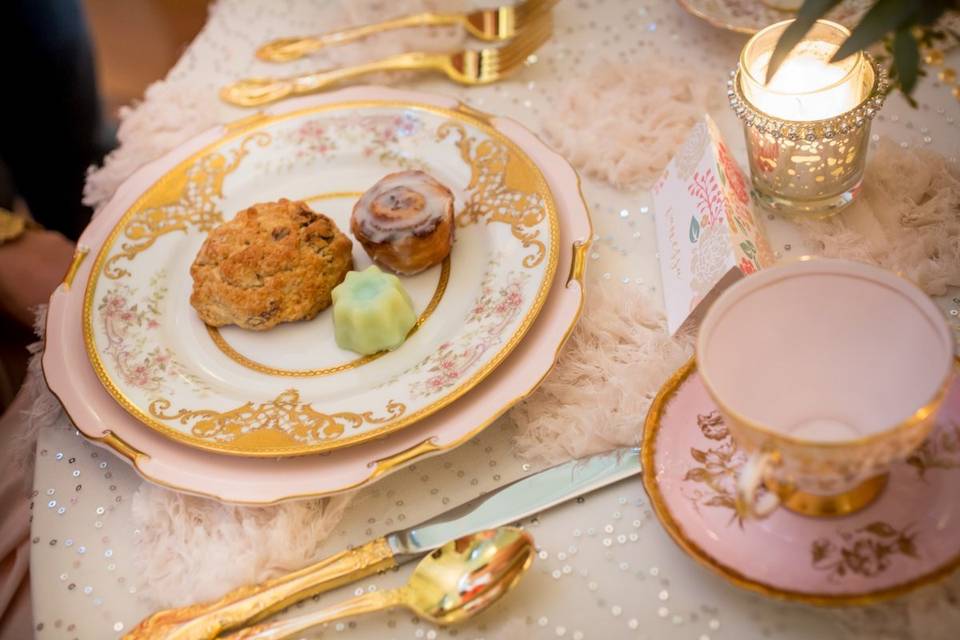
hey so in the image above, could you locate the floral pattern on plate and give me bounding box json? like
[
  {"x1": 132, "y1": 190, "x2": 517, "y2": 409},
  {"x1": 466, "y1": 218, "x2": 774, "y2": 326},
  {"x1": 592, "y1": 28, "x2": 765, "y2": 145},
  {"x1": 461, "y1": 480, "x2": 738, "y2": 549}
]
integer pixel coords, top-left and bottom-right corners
[
  {"x1": 98, "y1": 271, "x2": 209, "y2": 397},
  {"x1": 643, "y1": 359, "x2": 960, "y2": 604},
  {"x1": 45, "y1": 86, "x2": 591, "y2": 502},
  {"x1": 262, "y1": 111, "x2": 430, "y2": 173},
  {"x1": 408, "y1": 256, "x2": 529, "y2": 399},
  {"x1": 811, "y1": 522, "x2": 919, "y2": 581},
  {"x1": 84, "y1": 102, "x2": 559, "y2": 456},
  {"x1": 679, "y1": 410, "x2": 746, "y2": 523}
]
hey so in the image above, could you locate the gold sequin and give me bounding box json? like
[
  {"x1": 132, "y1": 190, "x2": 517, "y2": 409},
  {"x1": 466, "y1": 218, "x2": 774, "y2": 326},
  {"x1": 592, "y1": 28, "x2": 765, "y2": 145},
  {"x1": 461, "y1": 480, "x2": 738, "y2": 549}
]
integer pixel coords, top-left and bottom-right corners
[{"x1": 925, "y1": 50, "x2": 945, "y2": 66}]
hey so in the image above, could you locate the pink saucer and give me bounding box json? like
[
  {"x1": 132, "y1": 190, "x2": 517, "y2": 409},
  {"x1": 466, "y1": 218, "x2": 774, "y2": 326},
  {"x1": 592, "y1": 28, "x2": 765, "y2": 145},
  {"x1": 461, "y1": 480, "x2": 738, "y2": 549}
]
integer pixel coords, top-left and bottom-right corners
[{"x1": 642, "y1": 359, "x2": 960, "y2": 605}]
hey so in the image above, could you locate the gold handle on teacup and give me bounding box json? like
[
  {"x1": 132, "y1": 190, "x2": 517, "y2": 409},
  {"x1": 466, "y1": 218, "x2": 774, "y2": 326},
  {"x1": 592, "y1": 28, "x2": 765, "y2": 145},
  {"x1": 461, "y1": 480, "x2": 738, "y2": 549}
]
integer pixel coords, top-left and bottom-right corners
[
  {"x1": 735, "y1": 450, "x2": 790, "y2": 518},
  {"x1": 736, "y1": 449, "x2": 890, "y2": 519}
]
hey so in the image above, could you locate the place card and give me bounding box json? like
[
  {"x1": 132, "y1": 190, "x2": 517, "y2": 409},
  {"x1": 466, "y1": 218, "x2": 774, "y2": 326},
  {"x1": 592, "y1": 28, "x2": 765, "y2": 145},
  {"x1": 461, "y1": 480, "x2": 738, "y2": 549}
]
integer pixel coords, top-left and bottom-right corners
[{"x1": 652, "y1": 115, "x2": 774, "y2": 335}]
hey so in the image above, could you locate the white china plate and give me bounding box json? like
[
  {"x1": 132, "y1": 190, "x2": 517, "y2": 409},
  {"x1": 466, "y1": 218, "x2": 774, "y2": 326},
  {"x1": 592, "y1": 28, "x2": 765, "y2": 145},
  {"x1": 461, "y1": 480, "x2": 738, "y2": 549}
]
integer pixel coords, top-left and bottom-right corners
[{"x1": 81, "y1": 96, "x2": 558, "y2": 456}]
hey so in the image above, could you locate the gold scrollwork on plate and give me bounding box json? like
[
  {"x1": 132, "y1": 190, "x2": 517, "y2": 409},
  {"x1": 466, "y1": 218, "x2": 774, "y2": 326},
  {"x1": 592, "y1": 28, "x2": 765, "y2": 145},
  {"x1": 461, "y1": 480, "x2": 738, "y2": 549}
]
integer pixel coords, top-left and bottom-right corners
[
  {"x1": 105, "y1": 132, "x2": 272, "y2": 279},
  {"x1": 437, "y1": 121, "x2": 547, "y2": 268},
  {"x1": 83, "y1": 100, "x2": 560, "y2": 457},
  {"x1": 148, "y1": 390, "x2": 406, "y2": 445},
  {"x1": 205, "y1": 256, "x2": 452, "y2": 377}
]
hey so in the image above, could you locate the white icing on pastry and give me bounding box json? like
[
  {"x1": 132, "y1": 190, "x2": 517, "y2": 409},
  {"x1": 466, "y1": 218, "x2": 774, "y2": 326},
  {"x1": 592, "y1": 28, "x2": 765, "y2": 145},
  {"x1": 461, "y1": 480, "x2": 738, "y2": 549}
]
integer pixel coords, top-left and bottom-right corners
[{"x1": 352, "y1": 171, "x2": 453, "y2": 244}]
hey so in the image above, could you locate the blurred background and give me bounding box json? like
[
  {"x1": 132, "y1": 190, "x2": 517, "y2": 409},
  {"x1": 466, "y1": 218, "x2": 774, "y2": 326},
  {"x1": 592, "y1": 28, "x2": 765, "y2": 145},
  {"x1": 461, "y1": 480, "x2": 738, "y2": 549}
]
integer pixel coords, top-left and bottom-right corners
[
  {"x1": 85, "y1": 0, "x2": 209, "y2": 118},
  {"x1": 0, "y1": 1, "x2": 210, "y2": 411}
]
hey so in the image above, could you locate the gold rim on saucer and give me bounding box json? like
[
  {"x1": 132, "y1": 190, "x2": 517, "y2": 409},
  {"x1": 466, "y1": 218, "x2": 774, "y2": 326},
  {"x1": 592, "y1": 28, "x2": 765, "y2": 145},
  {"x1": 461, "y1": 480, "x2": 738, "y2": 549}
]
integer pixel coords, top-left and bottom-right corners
[
  {"x1": 675, "y1": 0, "x2": 960, "y2": 40},
  {"x1": 641, "y1": 357, "x2": 960, "y2": 606},
  {"x1": 675, "y1": 0, "x2": 865, "y2": 35},
  {"x1": 674, "y1": 0, "x2": 760, "y2": 35}
]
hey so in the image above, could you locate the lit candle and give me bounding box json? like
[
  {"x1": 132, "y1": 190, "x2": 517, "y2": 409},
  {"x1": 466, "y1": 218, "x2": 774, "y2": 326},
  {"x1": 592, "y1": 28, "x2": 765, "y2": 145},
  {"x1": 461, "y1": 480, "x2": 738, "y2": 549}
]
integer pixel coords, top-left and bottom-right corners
[
  {"x1": 728, "y1": 19, "x2": 886, "y2": 217},
  {"x1": 741, "y1": 27, "x2": 865, "y2": 121}
]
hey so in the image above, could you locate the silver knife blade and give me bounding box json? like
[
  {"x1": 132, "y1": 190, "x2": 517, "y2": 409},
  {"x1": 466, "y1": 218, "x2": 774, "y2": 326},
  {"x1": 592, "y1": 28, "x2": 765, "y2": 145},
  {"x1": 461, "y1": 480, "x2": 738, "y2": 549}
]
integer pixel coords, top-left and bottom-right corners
[{"x1": 386, "y1": 447, "x2": 640, "y2": 559}]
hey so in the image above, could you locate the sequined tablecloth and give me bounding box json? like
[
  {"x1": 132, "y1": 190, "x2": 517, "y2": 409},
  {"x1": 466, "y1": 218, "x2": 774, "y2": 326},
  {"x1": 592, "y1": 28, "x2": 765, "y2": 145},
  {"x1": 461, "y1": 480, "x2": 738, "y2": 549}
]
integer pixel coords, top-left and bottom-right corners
[{"x1": 29, "y1": 1, "x2": 960, "y2": 638}]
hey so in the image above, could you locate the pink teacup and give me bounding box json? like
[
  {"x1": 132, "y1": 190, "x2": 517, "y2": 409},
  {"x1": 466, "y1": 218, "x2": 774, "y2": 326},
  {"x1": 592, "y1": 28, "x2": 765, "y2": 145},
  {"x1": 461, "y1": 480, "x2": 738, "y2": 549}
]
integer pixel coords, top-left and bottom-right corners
[{"x1": 696, "y1": 257, "x2": 955, "y2": 518}]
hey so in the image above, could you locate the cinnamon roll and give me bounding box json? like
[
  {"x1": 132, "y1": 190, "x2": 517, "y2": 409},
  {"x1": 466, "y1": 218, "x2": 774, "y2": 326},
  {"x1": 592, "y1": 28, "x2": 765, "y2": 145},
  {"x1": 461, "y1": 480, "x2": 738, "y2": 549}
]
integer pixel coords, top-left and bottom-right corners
[{"x1": 351, "y1": 170, "x2": 455, "y2": 275}]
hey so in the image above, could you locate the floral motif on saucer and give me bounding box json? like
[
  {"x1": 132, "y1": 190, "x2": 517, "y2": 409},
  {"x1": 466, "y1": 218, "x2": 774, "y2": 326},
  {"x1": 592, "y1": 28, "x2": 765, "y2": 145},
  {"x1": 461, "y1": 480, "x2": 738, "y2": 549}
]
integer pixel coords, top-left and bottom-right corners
[
  {"x1": 642, "y1": 359, "x2": 960, "y2": 605},
  {"x1": 674, "y1": 0, "x2": 871, "y2": 34},
  {"x1": 674, "y1": 0, "x2": 960, "y2": 36}
]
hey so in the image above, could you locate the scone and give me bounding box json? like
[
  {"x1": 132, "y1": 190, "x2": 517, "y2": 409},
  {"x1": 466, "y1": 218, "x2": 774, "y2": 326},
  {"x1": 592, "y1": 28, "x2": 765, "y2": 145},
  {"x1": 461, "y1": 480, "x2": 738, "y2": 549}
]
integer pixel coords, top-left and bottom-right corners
[
  {"x1": 351, "y1": 170, "x2": 454, "y2": 275},
  {"x1": 190, "y1": 199, "x2": 353, "y2": 330}
]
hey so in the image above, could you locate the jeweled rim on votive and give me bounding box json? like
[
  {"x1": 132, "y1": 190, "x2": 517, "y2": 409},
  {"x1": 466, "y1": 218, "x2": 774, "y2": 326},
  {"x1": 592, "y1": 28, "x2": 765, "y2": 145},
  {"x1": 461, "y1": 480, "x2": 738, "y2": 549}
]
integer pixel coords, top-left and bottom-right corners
[
  {"x1": 729, "y1": 50, "x2": 886, "y2": 139},
  {"x1": 728, "y1": 20, "x2": 888, "y2": 217}
]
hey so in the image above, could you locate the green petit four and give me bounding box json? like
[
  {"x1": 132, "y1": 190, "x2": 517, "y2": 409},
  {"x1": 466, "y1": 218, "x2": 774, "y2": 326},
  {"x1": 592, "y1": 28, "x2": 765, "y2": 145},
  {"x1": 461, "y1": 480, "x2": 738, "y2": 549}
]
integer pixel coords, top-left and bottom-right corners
[{"x1": 332, "y1": 265, "x2": 417, "y2": 355}]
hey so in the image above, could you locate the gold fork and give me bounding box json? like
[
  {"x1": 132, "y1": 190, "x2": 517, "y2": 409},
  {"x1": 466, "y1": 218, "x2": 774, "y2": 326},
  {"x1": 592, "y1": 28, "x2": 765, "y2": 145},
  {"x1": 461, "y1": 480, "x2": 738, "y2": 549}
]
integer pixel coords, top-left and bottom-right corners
[
  {"x1": 256, "y1": 0, "x2": 558, "y2": 62},
  {"x1": 221, "y1": 12, "x2": 553, "y2": 107}
]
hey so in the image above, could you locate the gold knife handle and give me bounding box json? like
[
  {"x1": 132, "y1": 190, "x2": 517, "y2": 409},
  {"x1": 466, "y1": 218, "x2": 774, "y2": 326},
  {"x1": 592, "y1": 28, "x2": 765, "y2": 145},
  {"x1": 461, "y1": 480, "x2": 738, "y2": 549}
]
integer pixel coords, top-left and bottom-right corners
[
  {"x1": 220, "y1": 51, "x2": 450, "y2": 107},
  {"x1": 222, "y1": 589, "x2": 408, "y2": 640},
  {"x1": 256, "y1": 13, "x2": 462, "y2": 61},
  {"x1": 124, "y1": 538, "x2": 397, "y2": 640}
]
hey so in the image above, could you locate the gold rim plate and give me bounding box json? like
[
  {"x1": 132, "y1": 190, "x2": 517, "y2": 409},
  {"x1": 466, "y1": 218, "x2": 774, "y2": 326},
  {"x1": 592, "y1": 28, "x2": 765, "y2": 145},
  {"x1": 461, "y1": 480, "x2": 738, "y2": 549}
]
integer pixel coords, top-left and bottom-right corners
[{"x1": 82, "y1": 100, "x2": 560, "y2": 457}]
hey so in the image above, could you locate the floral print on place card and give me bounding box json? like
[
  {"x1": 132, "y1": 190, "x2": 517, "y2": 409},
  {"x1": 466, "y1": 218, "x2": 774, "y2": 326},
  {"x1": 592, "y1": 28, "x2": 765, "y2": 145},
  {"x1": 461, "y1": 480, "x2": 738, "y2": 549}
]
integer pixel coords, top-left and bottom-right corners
[{"x1": 653, "y1": 115, "x2": 773, "y2": 334}]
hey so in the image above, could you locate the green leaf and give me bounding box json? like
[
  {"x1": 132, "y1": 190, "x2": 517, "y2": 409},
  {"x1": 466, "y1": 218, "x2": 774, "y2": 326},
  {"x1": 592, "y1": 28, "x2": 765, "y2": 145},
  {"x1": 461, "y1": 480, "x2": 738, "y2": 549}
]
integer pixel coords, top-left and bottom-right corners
[
  {"x1": 893, "y1": 26, "x2": 920, "y2": 95},
  {"x1": 833, "y1": 0, "x2": 919, "y2": 61},
  {"x1": 688, "y1": 216, "x2": 700, "y2": 243},
  {"x1": 917, "y1": 0, "x2": 958, "y2": 26},
  {"x1": 716, "y1": 166, "x2": 728, "y2": 186},
  {"x1": 765, "y1": 0, "x2": 842, "y2": 84},
  {"x1": 740, "y1": 240, "x2": 757, "y2": 258}
]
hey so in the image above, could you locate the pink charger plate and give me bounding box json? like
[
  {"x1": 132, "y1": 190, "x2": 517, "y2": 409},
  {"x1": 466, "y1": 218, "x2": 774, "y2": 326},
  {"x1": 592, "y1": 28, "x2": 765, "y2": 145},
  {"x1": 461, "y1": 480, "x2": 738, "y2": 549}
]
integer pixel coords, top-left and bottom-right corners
[
  {"x1": 43, "y1": 86, "x2": 592, "y2": 504},
  {"x1": 642, "y1": 358, "x2": 960, "y2": 605}
]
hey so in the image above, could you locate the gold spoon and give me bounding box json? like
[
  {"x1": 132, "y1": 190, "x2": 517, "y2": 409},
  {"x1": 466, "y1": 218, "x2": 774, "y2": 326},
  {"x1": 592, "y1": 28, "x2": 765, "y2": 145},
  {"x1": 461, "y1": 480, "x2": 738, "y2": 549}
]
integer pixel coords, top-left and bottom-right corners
[{"x1": 222, "y1": 527, "x2": 534, "y2": 639}]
